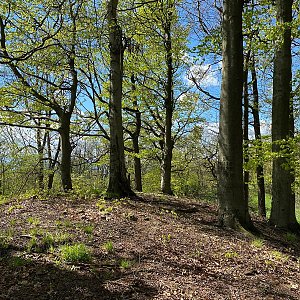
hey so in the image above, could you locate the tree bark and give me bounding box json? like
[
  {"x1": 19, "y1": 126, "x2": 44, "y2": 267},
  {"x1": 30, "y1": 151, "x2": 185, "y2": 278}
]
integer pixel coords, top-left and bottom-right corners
[
  {"x1": 130, "y1": 74, "x2": 143, "y2": 192},
  {"x1": 243, "y1": 51, "x2": 251, "y2": 210},
  {"x1": 106, "y1": 0, "x2": 134, "y2": 197},
  {"x1": 250, "y1": 56, "x2": 266, "y2": 218},
  {"x1": 161, "y1": 5, "x2": 174, "y2": 195},
  {"x1": 58, "y1": 113, "x2": 73, "y2": 191},
  {"x1": 218, "y1": 0, "x2": 253, "y2": 229},
  {"x1": 36, "y1": 125, "x2": 44, "y2": 191},
  {"x1": 270, "y1": 0, "x2": 299, "y2": 231},
  {"x1": 47, "y1": 133, "x2": 60, "y2": 190}
]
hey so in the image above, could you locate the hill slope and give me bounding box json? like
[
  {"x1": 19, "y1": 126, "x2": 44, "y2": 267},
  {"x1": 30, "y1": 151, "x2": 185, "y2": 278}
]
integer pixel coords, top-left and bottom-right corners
[{"x1": 0, "y1": 194, "x2": 299, "y2": 299}]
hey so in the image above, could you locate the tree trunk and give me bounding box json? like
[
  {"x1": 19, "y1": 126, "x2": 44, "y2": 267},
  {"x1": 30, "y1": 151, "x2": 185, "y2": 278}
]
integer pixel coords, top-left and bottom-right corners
[
  {"x1": 131, "y1": 74, "x2": 142, "y2": 192},
  {"x1": 47, "y1": 131, "x2": 60, "y2": 190},
  {"x1": 161, "y1": 10, "x2": 174, "y2": 195},
  {"x1": 218, "y1": 0, "x2": 253, "y2": 229},
  {"x1": 270, "y1": 0, "x2": 299, "y2": 231},
  {"x1": 36, "y1": 126, "x2": 44, "y2": 190},
  {"x1": 106, "y1": 0, "x2": 134, "y2": 197},
  {"x1": 250, "y1": 56, "x2": 266, "y2": 218},
  {"x1": 58, "y1": 113, "x2": 73, "y2": 191},
  {"x1": 243, "y1": 51, "x2": 251, "y2": 209}
]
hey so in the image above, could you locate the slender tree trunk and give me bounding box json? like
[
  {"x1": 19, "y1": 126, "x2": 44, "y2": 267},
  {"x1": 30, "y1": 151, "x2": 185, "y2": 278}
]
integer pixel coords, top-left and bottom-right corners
[
  {"x1": 131, "y1": 74, "x2": 142, "y2": 192},
  {"x1": 218, "y1": 0, "x2": 253, "y2": 229},
  {"x1": 250, "y1": 56, "x2": 266, "y2": 218},
  {"x1": 243, "y1": 51, "x2": 251, "y2": 209},
  {"x1": 58, "y1": 113, "x2": 73, "y2": 191},
  {"x1": 47, "y1": 137, "x2": 60, "y2": 190},
  {"x1": 161, "y1": 10, "x2": 174, "y2": 195},
  {"x1": 106, "y1": 0, "x2": 134, "y2": 197},
  {"x1": 36, "y1": 125, "x2": 44, "y2": 190},
  {"x1": 270, "y1": 0, "x2": 299, "y2": 231}
]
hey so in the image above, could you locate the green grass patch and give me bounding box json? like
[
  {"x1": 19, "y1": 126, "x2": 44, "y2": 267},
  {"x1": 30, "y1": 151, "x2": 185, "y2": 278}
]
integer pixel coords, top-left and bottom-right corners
[
  {"x1": 224, "y1": 251, "x2": 238, "y2": 259},
  {"x1": 9, "y1": 256, "x2": 31, "y2": 268},
  {"x1": 251, "y1": 239, "x2": 264, "y2": 248},
  {"x1": 102, "y1": 240, "x2": 114, "y2": 253},
  {"x1": 59, "y1": 243, "x2": 91, "y2": 263},
  {"x1": 27, "y1": 217, "x2": 41, "y2": 226},
  {"x1": 79, "y1": 224, "x2": 94, "y2": 235},
  {"x1": 119, "y1": 259, "x2": 133, "y2": 269}
]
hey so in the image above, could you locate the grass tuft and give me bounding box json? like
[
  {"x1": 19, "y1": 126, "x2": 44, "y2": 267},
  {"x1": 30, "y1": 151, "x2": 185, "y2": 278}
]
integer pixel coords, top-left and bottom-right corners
[{"x1": 59, "y1": 243, "x2": 91, "y2": 263}]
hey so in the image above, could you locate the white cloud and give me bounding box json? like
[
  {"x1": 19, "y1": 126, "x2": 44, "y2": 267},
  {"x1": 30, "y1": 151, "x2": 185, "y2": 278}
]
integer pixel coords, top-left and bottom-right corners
[
  {"x1": 202, "y1": 119, "x2": 271, "y2": 140},
  {"x1": 187, "y1": 64, "x2": 220, "y2": 88}
]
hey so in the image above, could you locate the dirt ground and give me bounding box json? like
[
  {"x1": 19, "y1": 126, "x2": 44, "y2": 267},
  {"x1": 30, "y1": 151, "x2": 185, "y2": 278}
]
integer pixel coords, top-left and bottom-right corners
[{"x1": 0, "y1": 193, "x2": 299, "y2": 299}]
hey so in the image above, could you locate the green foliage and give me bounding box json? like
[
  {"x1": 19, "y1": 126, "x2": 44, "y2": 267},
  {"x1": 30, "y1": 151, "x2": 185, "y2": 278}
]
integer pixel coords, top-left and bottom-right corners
[
  {"x1": 71, "y1": 174, "x2": 106, "y2": 200},
  {"x1": 249, "y1": 193, "x2": 272, "y2": 217},
  {"x1": 102, "y1": 241, "x2": 114, "y2": 254},
  {"x1": 161, "y1": 233, "x2": 172, "y2": 245},
  {"x1": 56, "y1": 219, "x2": 72, "y2": 229},
  {"x1": 81, "y1": 224, "x2": 94, "y2": 235},
  {"x1": 224, "y1": 251, "x2": 238, "y2": 259},
  {"x1": 251, "y1": 239, "x2": 264, "y2": 248},
  {"x1": 119, "y1": 259, "x2": 133, "y2": 269},
  {"x1": 8, "y1": 256, "x2": 31, "y2": 268},
  {"x1": 25, "y1": 229, "x2": 71, "y2": 253},
  {"x1": 59, "y1": 244, "x2": 91, "y2": 263},
  {"x1": 26, "y1": 236, "x2": 38, "y2": 252},
  {"x1": 27, "y1": 217, "x2": 41, "y2": 226},
  {"x1": 270, "y1": 250, "x2": 288, "y2": 262},
  {"x1": 96, "y1": 198, "x2": 124, "y2": 214},
  {"x1": 7, "y1": 205, "x2": 24, "y2": 214}
]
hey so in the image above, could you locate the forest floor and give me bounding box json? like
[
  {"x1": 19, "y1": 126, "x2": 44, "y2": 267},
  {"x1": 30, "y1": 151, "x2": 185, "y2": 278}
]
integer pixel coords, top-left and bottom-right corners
[{"x1": 0, "y1": 193, "x2": 300, "y2": 300}]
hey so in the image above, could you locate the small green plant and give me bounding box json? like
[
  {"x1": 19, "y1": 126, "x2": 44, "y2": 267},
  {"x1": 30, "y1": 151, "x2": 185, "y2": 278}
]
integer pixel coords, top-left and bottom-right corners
[
  {"x1": 9, "y1": 219, "x2": 17, "y2": 226},
  {"x1": 48, "y1": 245, "x2": 56, "y2": 254},
  {"x1": 59, "y1": 243, "x2": 91, "y2": 263},
  {"x1": 42, "y1": 232, "x2": 55, "y2": 248},
  {"x1": 102, "y1": 240, "x2": 114, "y2": 253},
  {"x1": 29, "y1": 228, "x2": 42, "y2": 236},
  {"x1": 265, "y1": 259, "x2": 274, "y2": 266},
  {"x1": 119, "y1": 259, "x2": 133, "y2": 269},
  {"x1": 81, "y1": 224, "x2": 94, "y2": 235},
  {"x1": 55, "y1": 232, "x2": 72, "y2": 243},
  {"x1": 0, "y1": 236, "x2": 9, "y2": 249},
  {"x1": 96, "y1": 199, "x2": 115, "y2": 214},
  {"x1": 27, "y1": 236, "x2": 38, "y2": 252},
  {"x1": 0, "y1": 229, "x2": 14, "y2": 249},
  {"x1": 27, "y1": 217, "x2": 41, "y2": 226},
  {"x1": 270, "y1": 250, "x2": 288, "y2": 261},
  {"x1": 161, "y1": 233, "x2": 172, "y2": 244},
  {"x1": 251, "y1": 239, "x2": 264, "y2": 248},
  {"x1": 7, "y1": 205, "x2": 24, "y2": 214},
  {"x1": 55, "y1": 219, "x2": 72, "y2": 228},
  {"x1": 224, "y1": 251, "x2": 238, "y2": 259},
  {"x1": 9, "y1": 256, "x2": 30, "y2": 268}
]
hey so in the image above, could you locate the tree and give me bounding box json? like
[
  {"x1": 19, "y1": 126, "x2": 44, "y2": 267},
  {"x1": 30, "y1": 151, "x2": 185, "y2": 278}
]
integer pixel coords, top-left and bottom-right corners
[
  {"x1": 126, "y1": 0, "x2": 191, "y2": 195},
  {"x1": 250, "y1": 55, "x2": 266, "y2": 218},
  {"x1": 106, "y1": 0, "x2": 134, "y2": 197},
  {"x1": 270, "y1": 0, "x2": 299, "y2": 231},
  {"x1": 218, "y1": 0, "x2": 253, "y2": 229},
  {"x1": 0, "y1": 1, "x2": 83, "y2": 191}
]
